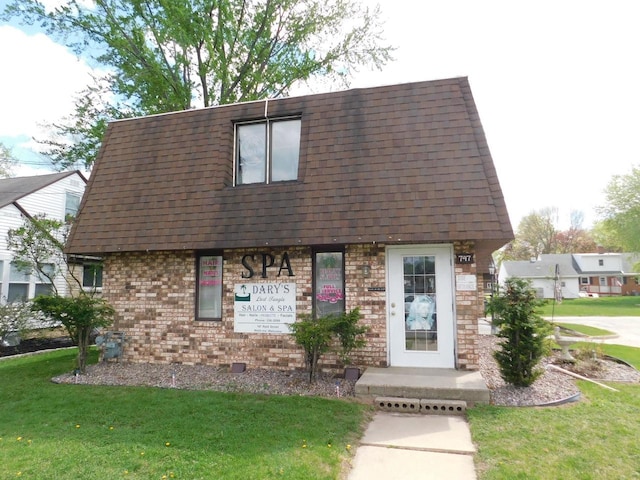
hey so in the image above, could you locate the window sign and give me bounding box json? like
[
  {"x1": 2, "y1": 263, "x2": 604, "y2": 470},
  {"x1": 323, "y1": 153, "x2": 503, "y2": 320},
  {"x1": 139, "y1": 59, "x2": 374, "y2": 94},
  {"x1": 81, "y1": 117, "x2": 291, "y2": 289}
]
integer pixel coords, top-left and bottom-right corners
[
  {"x1": 313, "y1": 252, "x2": 344, "y2": 317},
  {"x1": 198, "y1": 255, "x2": 223, "y2": 319},
  {"x1": 234, "y1": 283, "x2": 296, "y2": 333}
]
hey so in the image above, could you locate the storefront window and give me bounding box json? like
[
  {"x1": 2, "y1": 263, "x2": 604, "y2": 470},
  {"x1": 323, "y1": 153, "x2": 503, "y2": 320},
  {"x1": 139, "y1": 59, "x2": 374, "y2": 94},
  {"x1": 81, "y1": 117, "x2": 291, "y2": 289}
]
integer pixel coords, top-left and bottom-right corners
[
  {"x1": 313, "y1": 251, "x2": 345, "y2": 317},
  {"x1": 197, "y1": 254, "x2": 223, "y2": 320}
]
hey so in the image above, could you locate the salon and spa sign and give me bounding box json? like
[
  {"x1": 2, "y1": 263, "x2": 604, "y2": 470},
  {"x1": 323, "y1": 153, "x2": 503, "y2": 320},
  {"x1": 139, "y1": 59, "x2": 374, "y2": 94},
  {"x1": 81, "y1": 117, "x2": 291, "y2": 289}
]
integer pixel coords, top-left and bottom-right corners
[{"x1": 233, "y1": 283, "x2": 297, "y2": 334}]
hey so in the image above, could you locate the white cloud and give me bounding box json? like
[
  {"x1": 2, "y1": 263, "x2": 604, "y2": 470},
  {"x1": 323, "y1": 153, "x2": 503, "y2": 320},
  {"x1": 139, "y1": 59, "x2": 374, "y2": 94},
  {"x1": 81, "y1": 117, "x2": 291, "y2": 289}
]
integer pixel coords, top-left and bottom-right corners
[
  {"x1": 2, "y1": 1, "x2": 639, "y2": 231},
  {"x1": 350, "y1": 0, "x2": 640, "y2": 229},
  {"x1": 0, "y1": 25, "x2": 94, "y2": 142}
]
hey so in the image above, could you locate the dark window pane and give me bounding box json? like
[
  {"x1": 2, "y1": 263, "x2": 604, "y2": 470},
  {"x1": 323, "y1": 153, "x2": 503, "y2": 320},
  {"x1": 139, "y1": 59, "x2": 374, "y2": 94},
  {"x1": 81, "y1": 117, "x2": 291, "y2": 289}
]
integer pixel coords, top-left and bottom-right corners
[
  {"x1": 35, "y1": 284, "x2": 53, "y2": 297},
  {"x1": 271, "y1": 119, "x2": 301, "y2": 181},
  {"x1": 237, "y1": 123, "x2": 266, "y2": 184},
  {"x1": 83, "y1": 265, "x2": 103, "y2": 288},
  {"x1": 8, "y1": 284, "x2": 28, "y2": 303}
]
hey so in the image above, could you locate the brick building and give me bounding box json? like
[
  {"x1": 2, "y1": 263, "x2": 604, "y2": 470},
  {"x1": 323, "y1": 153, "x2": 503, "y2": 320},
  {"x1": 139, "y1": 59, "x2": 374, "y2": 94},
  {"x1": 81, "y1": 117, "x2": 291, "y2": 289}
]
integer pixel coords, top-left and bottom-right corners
[{"x1": 66, "y1": 77, "x2": 513, "y2": 372}]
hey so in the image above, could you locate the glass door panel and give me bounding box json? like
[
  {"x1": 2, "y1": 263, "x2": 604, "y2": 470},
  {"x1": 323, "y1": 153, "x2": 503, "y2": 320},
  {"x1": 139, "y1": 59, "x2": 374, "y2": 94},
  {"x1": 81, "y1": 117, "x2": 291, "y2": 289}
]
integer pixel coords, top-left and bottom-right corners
[{"x1": 403, "y1": 256, "x2": 437, "y2": 351}]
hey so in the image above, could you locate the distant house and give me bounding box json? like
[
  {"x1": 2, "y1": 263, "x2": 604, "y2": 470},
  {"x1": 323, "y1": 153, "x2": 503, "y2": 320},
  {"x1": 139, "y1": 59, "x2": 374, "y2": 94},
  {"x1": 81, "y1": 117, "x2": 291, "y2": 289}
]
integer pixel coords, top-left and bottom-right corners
[
  {"x1": 0, "y1": 171, "x2": 87, "y2": 302},
  {"x1": 66, "y1": 78, "x2": 513, "y2": 372},
  {"x1": 500, "y1": 252, "x2": 640, "y2": 299}
]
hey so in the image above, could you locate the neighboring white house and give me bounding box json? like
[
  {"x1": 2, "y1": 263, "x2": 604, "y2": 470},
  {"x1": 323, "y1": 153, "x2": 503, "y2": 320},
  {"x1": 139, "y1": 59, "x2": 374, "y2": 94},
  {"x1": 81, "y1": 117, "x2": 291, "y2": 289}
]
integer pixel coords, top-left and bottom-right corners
[
  {"x1": 0, "y1": 171, "x2": 87, "y2": 303},
  {"x1": 500, "y1": 252, "x2": 640, "y2": 299}
]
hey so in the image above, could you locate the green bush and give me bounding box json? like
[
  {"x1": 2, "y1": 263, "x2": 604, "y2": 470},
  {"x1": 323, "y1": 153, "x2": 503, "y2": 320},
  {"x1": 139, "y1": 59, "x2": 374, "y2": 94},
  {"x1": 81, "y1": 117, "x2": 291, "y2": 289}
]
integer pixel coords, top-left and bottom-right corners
[
  {"x1": 31, "y1": 294, "x2": 115, "y2": 373},
  {"x1": 487, "y1": 278, "x2": 553, "y2": 387},
  {"x1": 289, "y1": 313, "x2": 335, "y2": 383},
  {"x1": 289, "y1": 307, "x2": 367, "y2": 382}
]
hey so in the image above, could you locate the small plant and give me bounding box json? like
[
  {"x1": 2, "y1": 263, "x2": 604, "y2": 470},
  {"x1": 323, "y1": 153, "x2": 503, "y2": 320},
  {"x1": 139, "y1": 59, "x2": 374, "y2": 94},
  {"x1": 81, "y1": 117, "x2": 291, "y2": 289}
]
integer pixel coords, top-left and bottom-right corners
[
  {"x1": 573, "y1": 342, "x2": 605, "y2": 361},
  {"x1": 289, "y1": 313, "x2": 335, "y2": 383},
  {"x1": 332, "y1": 307, "x2": 367, "y2": 365},
  {"x1": 289, "y1": 308, "x2": 367, "y2": 383},
  {"x1": 0, "y1": 301, "x2": 33, "y2": 346},
  {"x1": 31, "y1": 294, "x2": 115, "y2": 373},
  {"x1": 487, "y1": 278, "x2": 553, "y2": 387},
  {"x1": 567, "y1": 342, "x2": 606, "y2": 377}
]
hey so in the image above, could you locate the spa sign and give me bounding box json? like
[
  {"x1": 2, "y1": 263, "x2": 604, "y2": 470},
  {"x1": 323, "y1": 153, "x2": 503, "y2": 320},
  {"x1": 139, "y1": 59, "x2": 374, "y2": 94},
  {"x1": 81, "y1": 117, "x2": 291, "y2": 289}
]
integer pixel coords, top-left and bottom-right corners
[{"x1": 233, "y1": 283, "x2": 297, "y2": 334}]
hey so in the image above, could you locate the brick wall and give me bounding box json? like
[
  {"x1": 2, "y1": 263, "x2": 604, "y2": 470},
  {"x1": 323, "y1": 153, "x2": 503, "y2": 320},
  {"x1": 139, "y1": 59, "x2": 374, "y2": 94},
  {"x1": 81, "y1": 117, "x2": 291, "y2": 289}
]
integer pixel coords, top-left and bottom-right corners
[
  {"x1": 103, "y1": 242, "x2": 481, "y2": 371},
  {"x1": 453, "y1": 241, "x2": 481, "y2": 370}
]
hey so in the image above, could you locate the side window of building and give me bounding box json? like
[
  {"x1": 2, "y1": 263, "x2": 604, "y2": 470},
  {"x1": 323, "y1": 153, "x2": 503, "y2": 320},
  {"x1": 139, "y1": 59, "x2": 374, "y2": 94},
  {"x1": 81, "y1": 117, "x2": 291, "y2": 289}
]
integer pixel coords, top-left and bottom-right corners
[
  {"x1": 83, "y1": 264, "x2": 103, "y2": 290},
  {"x1": 8, "y1": 262, "x2": 30, "y2": 303},
  {"x1": 65, "y1": 192, "x2": 81, "y2": 220},
  {"x1": 34, "y1": 263, "x2": 55, "y2": 297},
  {"x1": 197, "y1": 253, "x2": 223, "y2": 320},
  {"x1": 235, "y1": 117, "x2": 301, "y2": 185},
  {"x1": 313, "y1": 250, "x2": 345, "y2": 318}
]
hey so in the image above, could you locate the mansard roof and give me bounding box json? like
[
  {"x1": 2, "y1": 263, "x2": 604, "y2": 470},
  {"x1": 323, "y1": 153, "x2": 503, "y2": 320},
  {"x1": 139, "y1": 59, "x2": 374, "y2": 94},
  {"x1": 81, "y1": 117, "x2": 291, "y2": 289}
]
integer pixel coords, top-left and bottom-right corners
[{"x1": 66, "y1": 77, "x2": 513, "y2": 255}]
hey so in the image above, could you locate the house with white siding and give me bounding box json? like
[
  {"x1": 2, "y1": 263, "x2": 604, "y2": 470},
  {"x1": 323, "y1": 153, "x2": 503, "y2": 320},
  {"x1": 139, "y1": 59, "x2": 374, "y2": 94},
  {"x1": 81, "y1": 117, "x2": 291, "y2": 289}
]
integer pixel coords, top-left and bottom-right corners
[
  {"x1": 0, "y1": 171, "x2": 88, "y2": 303},
  {"x1": 500, "y1": 252, "x2": 640, "y2": 299}
]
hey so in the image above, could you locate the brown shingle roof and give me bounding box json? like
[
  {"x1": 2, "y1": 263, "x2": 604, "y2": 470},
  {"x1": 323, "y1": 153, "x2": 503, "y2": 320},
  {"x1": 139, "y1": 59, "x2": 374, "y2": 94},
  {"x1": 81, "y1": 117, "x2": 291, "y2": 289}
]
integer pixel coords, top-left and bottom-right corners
[
  {"x1": 0, "y1": 171, "x2": 84, "y2": 209},
  {"x1": 66, "y1": 77, "x2": 513, "y2": 254}
]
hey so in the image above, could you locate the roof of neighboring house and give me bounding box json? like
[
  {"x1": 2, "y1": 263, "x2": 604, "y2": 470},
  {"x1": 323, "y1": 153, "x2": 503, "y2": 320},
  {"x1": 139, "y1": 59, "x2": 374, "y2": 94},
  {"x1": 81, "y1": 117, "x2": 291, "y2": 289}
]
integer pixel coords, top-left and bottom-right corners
[
  {"x1": 0, "y1": 171, "x2": 85, "y2": 210},
  {"x1": 502, "y1": 253, "x2": 640, "y2": 279},
  {"x1": 66, "y1": 77, "x2": 514, "y2": 255},
  {"x1": 502, "y1": 254, "x2": 580, "y2": 279}
]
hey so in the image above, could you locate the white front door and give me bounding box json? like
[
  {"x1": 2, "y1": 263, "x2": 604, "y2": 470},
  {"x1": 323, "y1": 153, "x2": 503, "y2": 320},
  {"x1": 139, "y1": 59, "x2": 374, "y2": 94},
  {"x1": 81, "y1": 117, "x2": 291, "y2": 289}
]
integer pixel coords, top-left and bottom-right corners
[{"x1": 387, "y1": 245, "x2": 455, "y2": 368}]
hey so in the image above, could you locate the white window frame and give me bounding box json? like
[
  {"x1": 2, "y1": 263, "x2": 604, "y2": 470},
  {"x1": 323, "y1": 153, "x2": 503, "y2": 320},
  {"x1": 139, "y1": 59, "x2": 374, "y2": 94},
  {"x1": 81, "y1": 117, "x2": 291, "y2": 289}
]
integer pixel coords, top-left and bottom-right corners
[
  {"x1": 82, "y1": 264, "x2": 103, "y2": 291},
  {"x1": 233, "y1": 116, "x2": 301, "y2": 186}
]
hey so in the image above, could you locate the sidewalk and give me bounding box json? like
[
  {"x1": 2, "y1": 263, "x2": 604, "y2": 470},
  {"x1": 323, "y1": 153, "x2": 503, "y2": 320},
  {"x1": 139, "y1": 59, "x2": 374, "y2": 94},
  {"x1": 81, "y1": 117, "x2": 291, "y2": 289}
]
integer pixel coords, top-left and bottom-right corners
[{"x1": 347, "y1": 412, "x2": 477, "y2": 480}]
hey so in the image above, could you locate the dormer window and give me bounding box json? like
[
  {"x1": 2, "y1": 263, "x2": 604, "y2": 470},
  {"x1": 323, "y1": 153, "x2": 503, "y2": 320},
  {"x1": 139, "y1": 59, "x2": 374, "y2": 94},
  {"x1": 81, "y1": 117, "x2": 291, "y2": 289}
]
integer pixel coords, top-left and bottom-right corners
[
  {"x1": 598, "y1": 259, "x2": 604, "y2": 266},
  {"x1": 235, "y1": 117, "x2": 301, "y2": 185}
]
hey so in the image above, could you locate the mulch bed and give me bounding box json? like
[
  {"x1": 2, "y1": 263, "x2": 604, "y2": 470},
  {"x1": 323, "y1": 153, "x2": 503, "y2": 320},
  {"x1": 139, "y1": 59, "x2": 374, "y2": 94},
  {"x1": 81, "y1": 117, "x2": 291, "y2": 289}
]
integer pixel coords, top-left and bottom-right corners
[{"x1": 0, "y1": 336, "x2": 74, "y2": 357}]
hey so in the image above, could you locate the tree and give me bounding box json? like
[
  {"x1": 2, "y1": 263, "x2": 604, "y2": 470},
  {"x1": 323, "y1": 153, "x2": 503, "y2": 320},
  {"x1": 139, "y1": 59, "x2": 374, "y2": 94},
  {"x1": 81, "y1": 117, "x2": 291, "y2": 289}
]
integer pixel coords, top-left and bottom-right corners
[
  {"x1": 596, "y1": 165, "x2": 640, "y2": 253},
  {"x1": 487, "y1": 278, "x2": 552, "y2": 387},
  {"x1": 7, "y1": 215, "x2": 112, "y2": 372},
  {"x1": 0, "y1": 142, "x2": 17, "y2": 178},
  {"x1": 554, "y1": 210, "x2": 596, "y2": 254},
  {"x1": 502, "y1": 207, "x2": 559, "y2": 261},
  {"x1": 590, "y1": 221, "x2": 623, "y2": 253},
  {"x1": 7, "y1": 215, "x2": 80, "y2": 295},
  {"x1": 4, "y1": 0, "x2": 394, "y2": 170},
  {"x1": 32, "y1": 295, "x2": 114, "y2": 372}
]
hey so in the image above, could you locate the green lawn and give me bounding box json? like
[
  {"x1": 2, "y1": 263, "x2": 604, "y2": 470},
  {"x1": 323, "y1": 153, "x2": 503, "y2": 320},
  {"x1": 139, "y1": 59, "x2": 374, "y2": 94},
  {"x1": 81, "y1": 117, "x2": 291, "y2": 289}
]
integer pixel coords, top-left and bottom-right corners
[
  {"x1": 469, "y1": 382, "x2": 640, "y2": 480},
  {"x1": 538, "y1": 296, "x2": 640, "y2": 317},
  {"x1": 0, "y1": 349, "x2": 369, "y2": 479},
  {"x1": 469, "y1": 341, "x2": 640, "y2": 480},
  {"x1": 555, "y1": 322, "x2": 613, "y2": 337},
  {"x1": 3, "y1": 342, "x2": 639, "y2": 480}
]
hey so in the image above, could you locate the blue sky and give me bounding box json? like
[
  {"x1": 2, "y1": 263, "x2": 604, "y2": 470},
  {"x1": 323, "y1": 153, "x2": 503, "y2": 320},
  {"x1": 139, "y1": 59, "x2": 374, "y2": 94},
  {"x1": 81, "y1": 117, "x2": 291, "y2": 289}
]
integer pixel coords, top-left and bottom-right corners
[{"x1": 1, "y1": 0, "x2": 638, "y2": 230}]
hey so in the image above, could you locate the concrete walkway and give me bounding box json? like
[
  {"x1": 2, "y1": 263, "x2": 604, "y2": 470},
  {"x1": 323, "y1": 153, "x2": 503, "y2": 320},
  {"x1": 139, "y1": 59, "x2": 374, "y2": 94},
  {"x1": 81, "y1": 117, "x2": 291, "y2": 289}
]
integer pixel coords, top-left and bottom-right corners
[{"x1": 347, "y1": 412, "x2": 476, "y2": 479}]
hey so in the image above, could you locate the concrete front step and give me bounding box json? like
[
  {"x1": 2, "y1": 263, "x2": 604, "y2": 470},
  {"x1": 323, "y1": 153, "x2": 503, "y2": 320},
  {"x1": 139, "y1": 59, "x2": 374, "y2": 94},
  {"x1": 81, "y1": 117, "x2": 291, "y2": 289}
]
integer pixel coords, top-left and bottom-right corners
[
  {"x1": 355, "y1": 367, "x2": 490, "y2": 406},
  {"x1": 375, "y1": 397, "x2": 467, "y2": 415}
]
